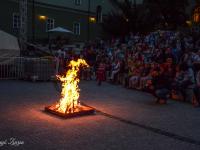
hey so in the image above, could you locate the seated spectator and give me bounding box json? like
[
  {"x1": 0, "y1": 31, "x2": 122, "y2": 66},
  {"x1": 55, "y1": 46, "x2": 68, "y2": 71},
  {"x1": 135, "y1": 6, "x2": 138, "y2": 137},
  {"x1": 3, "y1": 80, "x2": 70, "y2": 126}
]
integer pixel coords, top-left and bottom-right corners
[
  {"x1": 139, "y1": 63, "x2": 151, "y2": 90},
  {"x1": 161, "y1": 58, "x2": 175, "y2": 82},
  {"x1": 110, "y1": 59, "x2": 120, "y2": 82},
  {"x1": 129, "y1": 65, "x2": 143, "y2": 89},
  {"x1": 171, "y1": 65, "x2": 182, "y2": 96},
  {"x1": 117, "y1": 60, "x2": 126, "y2": 84},
  {"x1": 143, "y1": 63, "x2": 158, "y2": 91},
  {"x1": 194, "y1": 64, "x2": 200, "y2": 106},
  {"x1": 124, "y1": 65, "x2": 134, "y2": 88},
  {"x1": 174, "y1": 63, "x2": 195, "y2": 102}
]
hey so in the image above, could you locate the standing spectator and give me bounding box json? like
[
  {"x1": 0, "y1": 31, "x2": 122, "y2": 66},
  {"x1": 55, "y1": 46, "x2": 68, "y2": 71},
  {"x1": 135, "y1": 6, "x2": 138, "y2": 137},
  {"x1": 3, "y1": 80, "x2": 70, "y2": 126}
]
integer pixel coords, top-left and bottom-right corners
[{"x1": 96, "y1": 59, "x2": 106, "y2": 86}]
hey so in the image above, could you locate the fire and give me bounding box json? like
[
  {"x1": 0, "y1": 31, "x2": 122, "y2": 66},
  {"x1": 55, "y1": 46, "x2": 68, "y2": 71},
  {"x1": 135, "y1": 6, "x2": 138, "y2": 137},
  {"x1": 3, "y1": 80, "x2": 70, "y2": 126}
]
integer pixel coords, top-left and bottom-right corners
[{"x1": 50, "y1": 59, "x2": 89, "y2": 114}]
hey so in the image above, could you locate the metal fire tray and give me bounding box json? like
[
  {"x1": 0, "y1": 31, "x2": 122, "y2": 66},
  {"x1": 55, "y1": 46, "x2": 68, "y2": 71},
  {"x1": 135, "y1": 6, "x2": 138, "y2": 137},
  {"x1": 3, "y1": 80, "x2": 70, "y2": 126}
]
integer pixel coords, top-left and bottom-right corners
[{"x1": 45, "y1": 105, "x2": 95, "y2": 119}]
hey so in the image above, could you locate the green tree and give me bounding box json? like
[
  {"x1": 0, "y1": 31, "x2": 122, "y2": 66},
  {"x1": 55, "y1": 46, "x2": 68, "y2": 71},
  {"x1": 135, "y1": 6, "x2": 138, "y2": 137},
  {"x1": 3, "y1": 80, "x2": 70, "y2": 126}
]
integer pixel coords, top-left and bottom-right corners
[
  {"x1": 143, "y1": 0, "x2": 189, "y2": 29},
  {"x1": 102, "y1": 0, "x2": 139, "y2": 37}
]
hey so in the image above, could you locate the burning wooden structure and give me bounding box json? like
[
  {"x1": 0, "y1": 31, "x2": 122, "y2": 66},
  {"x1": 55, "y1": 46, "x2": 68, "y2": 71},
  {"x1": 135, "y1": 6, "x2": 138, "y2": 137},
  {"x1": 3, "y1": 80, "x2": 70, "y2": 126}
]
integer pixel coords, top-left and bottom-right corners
[{"x1": 45, "y1": 59, "x2": 95, "y2": 118}]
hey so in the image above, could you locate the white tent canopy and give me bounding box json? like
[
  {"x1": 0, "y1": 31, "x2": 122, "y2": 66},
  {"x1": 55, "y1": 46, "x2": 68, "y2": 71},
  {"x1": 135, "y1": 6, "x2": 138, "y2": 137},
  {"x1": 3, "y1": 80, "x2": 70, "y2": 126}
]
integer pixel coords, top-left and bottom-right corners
[
  {"x1": 48, "y1": 27, "x2": 73, "y2": 33},
  {"x1": 0, "y1": 30, "x2": 20, "y2": 57}
]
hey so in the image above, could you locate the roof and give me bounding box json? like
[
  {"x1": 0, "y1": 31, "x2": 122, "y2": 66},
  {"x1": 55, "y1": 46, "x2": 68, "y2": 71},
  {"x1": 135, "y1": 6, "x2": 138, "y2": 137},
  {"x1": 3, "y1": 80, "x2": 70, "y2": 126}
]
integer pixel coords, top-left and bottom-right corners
[{"x1": 35, "y1": 0, "x2": 115, "y2": 15}]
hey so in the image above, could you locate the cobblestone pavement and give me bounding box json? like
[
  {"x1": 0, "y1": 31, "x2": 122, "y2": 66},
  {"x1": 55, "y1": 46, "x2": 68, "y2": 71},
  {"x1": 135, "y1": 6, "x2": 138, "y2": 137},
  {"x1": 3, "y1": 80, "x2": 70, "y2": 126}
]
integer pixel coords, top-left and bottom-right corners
[{"x1": 0, "y1": 80, "x2": 200, "y2": 150}]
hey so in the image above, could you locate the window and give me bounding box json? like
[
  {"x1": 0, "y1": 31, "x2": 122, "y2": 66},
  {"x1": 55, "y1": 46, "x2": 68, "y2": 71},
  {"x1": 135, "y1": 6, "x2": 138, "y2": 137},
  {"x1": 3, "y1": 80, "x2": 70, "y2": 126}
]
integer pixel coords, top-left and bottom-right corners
[
  {"x1": 74, "y1": 0, "x2": 82, "y2": 5},
  {"x1": 73, "y1": 22, "x2": 80, "y2": 35},
  {"x1": 193, "y1": 7, "x2": 200, "y2": 23},
  {"x1": 129, "y1": 0, "x2": 133, "y2": 4},
  {"x1": 46, "y1": 18, "x2": 55, "y2": 31},
  {"x1": 13, "y1": 13, "x2": 21, "y2": 29},
  {"x1": 96, "y1": 5, "x2": 102, "y2": 23}
]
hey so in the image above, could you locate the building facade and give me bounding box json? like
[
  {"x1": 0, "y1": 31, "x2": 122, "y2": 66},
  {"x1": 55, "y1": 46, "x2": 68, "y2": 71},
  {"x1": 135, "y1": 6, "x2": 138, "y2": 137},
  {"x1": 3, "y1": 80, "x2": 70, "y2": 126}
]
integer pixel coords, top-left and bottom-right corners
[{"x1": 0, "y1": 0, "x2": 117, "y2": 43}]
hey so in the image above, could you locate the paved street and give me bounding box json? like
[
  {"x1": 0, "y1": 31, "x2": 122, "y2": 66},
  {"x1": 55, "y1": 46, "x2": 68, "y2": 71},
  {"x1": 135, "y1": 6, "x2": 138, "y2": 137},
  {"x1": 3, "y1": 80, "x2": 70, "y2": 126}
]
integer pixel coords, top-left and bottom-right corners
[{"x1": 1, "y1": 80, "x2": 200, "y2": 150}]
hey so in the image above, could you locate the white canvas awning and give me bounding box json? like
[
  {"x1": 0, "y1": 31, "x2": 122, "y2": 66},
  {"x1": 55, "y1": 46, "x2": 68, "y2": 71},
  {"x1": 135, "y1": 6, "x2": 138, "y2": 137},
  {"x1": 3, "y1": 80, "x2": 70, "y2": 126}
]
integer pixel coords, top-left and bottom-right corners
[
  {"x1": 48, "y1": 27, "x2": 73, "y2": 34},
  {"x1": 0, "y1": 30, "x2": 20, "y2": 58}
]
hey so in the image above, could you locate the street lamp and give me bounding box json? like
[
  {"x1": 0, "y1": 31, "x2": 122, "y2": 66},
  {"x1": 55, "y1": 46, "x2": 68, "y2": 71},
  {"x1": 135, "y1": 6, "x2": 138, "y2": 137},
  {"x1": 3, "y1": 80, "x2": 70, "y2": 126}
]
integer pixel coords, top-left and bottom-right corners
[
  {"x1": 38, "y1": 15, "x2": 47, "y2": 21},
  {"x1": 89, "y1": 17, "x2": 96, "y2": 23}
]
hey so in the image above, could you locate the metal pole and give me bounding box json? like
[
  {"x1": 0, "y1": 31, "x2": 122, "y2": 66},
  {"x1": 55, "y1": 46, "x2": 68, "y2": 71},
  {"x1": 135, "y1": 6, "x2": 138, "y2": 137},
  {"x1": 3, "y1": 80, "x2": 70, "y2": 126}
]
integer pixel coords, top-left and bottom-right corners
[
  {"x1": 87, "y1": 0, "x2": 91, "y2": 42},
  {"x1": 19, "y1": 0, "x2": 28, "y2": 55},
  {"x1": 133, "y1": 0, "x2": 137, "y2": 32},
  {"x1": 32, "y1": 0, "x2": 35, "y2": 42}
]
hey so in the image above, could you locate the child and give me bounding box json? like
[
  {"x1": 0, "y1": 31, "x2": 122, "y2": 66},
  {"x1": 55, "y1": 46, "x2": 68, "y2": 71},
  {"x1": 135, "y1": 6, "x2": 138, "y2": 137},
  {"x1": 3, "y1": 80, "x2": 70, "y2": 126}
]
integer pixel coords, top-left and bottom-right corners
[{"x1": 96, "y1": 60, "x2": 106, "y2": 86}]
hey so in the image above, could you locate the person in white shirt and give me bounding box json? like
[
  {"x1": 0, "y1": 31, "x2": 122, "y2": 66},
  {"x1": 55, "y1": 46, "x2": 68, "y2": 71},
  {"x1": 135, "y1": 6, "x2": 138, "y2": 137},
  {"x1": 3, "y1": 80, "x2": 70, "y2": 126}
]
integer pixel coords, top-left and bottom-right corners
[{"x1": 110, "y1": 60, "x2": 120, "y2": 81}]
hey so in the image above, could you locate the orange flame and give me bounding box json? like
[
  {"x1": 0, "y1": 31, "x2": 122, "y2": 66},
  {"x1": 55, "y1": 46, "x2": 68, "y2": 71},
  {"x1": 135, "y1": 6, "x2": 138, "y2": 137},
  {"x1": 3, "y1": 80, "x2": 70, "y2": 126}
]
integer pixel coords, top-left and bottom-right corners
[{"x1": 51, "y1": 59, "x2": 89, "y2": 114}]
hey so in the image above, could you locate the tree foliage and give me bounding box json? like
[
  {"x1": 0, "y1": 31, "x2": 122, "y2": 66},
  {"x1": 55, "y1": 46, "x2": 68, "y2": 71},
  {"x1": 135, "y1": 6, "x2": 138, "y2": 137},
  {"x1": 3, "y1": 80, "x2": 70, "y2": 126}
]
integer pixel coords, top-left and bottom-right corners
[
  {"x1": 143, "y1": 0, "x2": 189, "y2": 29},
  {"x1": 102, "y1": 0, "x2": 189, "y2": 37},
  {"x1": 102, "y1": 0, "x2": 139, "y2": 37}
]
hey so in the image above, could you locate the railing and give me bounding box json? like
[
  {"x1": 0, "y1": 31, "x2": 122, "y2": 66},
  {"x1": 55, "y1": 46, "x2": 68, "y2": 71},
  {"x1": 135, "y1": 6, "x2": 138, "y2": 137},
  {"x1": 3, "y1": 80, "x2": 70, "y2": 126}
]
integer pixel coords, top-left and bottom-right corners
[{"x1": 0, "y1": 57, "x2": 56, "y2": 81}]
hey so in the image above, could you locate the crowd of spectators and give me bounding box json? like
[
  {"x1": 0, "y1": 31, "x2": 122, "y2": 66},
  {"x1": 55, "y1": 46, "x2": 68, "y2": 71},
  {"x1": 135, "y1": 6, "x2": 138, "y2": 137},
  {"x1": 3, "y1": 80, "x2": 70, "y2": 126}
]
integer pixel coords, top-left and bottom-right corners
[
  {"x1": 81, "y1": 31, "x2": 200, "y2": 106},
  {"x1": 54, "y1": 30, "x2": 200, "y2": 106}
]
